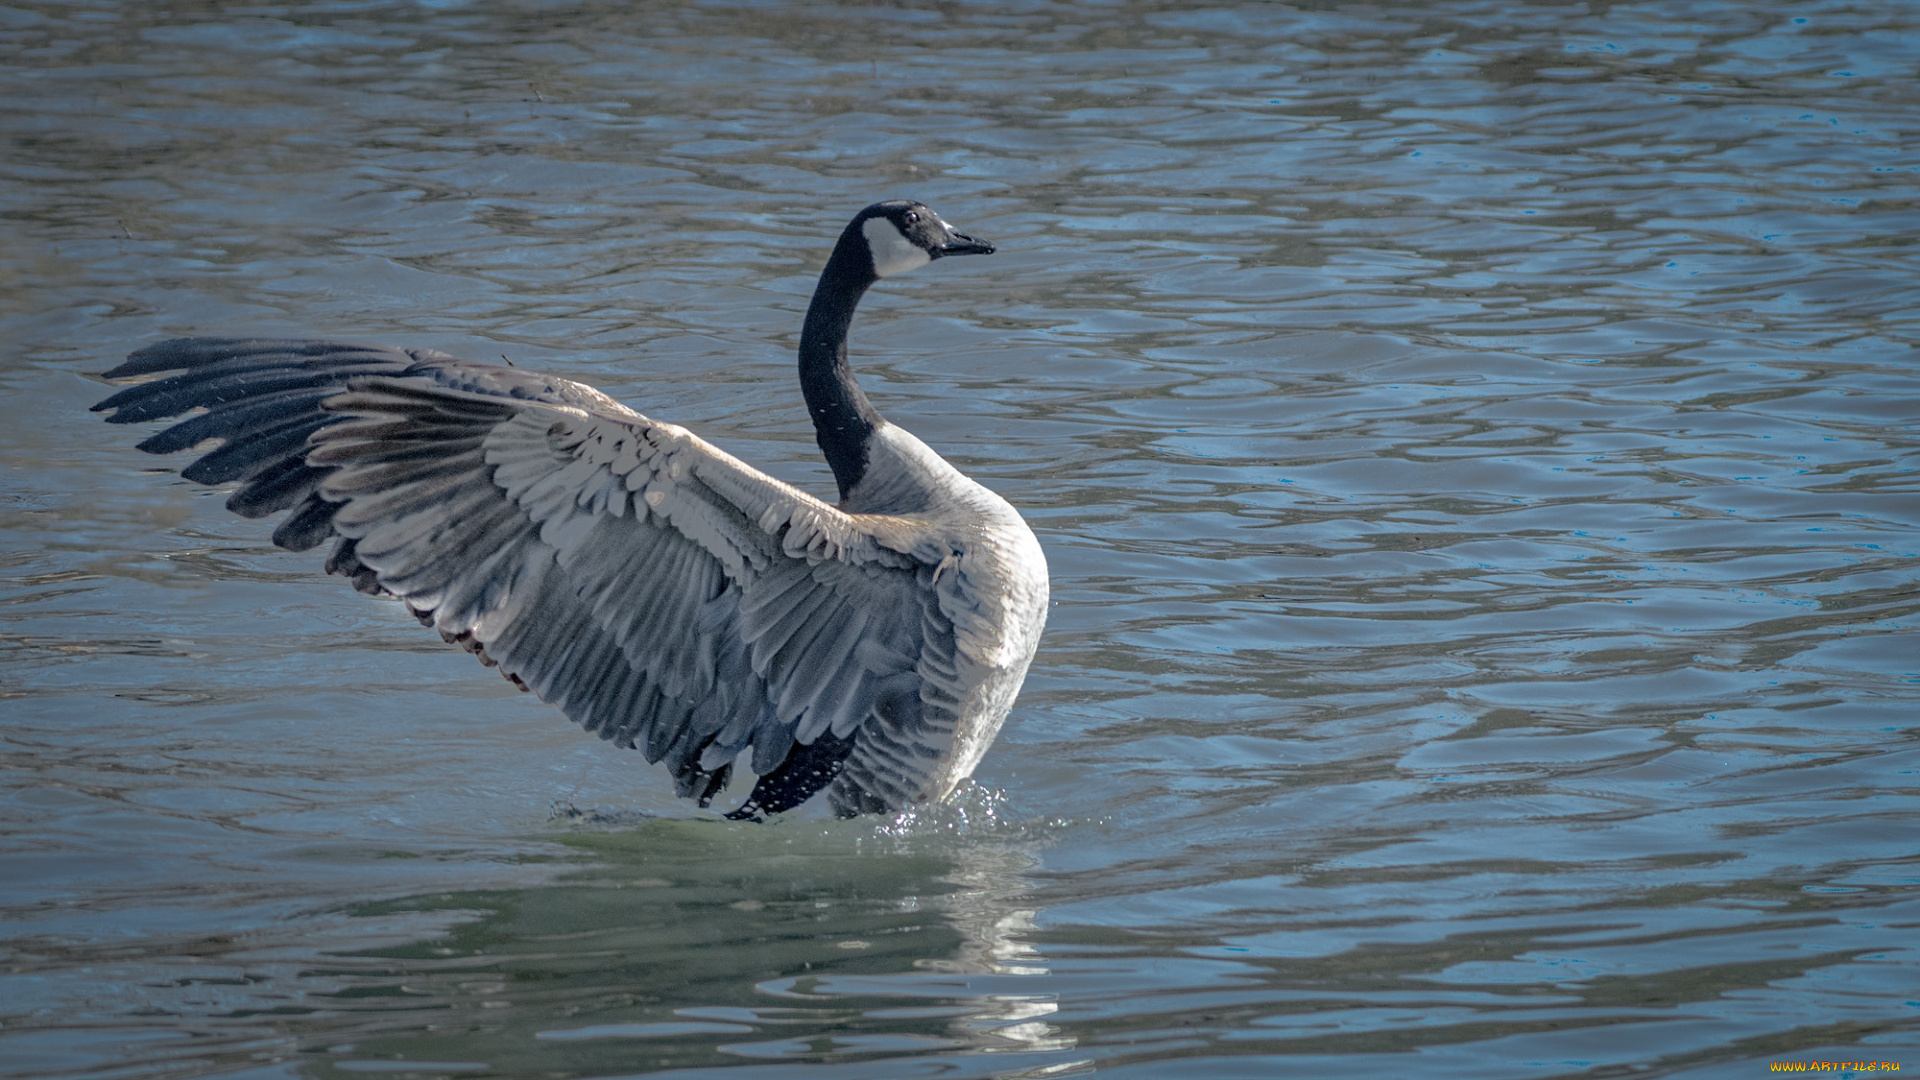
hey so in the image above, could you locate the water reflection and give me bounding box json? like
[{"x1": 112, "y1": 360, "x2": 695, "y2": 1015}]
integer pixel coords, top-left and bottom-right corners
[{"x1": 301, "y1": 812, "x2": 1078, "y2": 1078}]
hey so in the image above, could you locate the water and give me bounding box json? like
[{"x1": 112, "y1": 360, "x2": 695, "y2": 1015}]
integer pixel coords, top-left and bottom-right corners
[{"x1": 3, "y1": 1, "x2": 1916, "y2": 1076}]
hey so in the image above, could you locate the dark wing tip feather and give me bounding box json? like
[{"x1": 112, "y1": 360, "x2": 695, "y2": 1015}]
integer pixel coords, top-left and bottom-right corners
[
  {"x1": 270, "y1": 490, "x2": 343, "y2": 549},
  {"x1": 94, "y1": 338, "x2": 414, "y2": 423},
  {"x1": 101, "y1": 337, "x2": 335, "y2": 381}
]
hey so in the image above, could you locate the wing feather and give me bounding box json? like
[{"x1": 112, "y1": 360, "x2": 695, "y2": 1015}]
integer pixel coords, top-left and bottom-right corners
[
  {"x1": 97, "y1": 337, "x2": 991, "y2": 816},
  {"x1": 792, "y1": 610, "x2": 873, "y2": 742},
  {"x1": 274, "y1": 493, "x2": 343, "y2": 550},
  {"x1": 228, "y1": 455, "x2": 325, "y2": 519}
]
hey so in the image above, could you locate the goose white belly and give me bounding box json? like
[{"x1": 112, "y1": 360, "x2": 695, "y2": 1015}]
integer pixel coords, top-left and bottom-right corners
[
  {"x1": 844, "y1": 423, "x2": 1050, "y2": 804},
  {"x1": 924, "y1": 527, "x2": 1048, "y2": 801}
]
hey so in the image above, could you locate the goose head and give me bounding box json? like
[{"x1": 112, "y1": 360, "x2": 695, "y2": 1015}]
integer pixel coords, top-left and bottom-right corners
[
  {"x1": 852, "y1": 200, "x2": 996, "y2": 279},
  {"x1": 800, "y1": 200, "x2": 995, "y2": 501}
]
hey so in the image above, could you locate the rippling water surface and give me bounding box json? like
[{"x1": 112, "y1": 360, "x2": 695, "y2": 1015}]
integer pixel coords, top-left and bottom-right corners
[{"x1": 4, "y1": 2, "x2": 1917, "y2": 1077}]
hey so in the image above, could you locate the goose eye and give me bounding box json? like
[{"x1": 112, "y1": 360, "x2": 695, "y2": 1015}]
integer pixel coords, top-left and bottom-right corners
[{"x1": 904, "y1": 211, "x2": 920, "y2": 225}]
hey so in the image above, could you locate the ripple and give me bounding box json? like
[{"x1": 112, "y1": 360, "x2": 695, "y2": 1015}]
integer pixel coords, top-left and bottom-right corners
[{"x1": 4, "y1": 0, "x2": 1917, "y2": 1076}]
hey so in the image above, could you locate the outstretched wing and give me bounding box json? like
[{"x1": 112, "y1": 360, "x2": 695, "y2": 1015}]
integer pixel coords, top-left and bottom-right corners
[{"x1": 94, "y1": 338, "x2": 969, "y2": 817}]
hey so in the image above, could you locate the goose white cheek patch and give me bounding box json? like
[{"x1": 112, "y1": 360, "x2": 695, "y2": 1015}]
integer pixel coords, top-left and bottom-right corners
[{"x1": 864, "y1": 216, "x2": 932, "y2": 278}]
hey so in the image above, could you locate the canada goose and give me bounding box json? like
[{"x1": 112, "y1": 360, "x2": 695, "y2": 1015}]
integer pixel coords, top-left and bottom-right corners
[{"x1": 93, "y1": 200, "x2": 1048, "y2": 820}]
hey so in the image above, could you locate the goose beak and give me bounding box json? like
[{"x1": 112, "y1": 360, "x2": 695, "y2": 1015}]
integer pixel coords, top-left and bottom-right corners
[{"x1": 933, "y1": 225, "x2": 995, "y2": 258}]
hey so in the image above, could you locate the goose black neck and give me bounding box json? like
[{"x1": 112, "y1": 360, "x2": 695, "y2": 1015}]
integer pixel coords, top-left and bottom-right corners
[{"x1": 799, "y1": 231, "x2": 884, "y2": 500}]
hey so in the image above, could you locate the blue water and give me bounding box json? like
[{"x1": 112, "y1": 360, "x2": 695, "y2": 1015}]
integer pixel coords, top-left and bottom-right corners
[{"x1": 3, "y1": 2, "x2": 1916, "y2": 1077}]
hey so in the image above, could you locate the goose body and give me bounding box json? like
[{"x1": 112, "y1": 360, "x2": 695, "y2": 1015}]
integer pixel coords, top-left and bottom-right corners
[{"x1": 93, "y1": 201, "x2": 1048, "y2": 819}]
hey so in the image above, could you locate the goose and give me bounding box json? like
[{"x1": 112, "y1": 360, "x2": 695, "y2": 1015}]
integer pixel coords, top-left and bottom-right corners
[{"x1": 92, "y1": 200, "x2": 1048, "y2": 820}]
